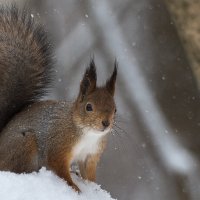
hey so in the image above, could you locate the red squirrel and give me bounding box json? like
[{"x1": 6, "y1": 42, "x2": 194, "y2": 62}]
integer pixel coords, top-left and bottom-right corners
[{"x1": 0, "y1": 5, "x2": 117, "y2": 192}]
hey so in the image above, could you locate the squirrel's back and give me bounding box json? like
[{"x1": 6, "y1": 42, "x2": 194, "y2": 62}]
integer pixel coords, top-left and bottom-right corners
[{"x1": 0, "y1": 5, "x2": 54, "y2": 131}]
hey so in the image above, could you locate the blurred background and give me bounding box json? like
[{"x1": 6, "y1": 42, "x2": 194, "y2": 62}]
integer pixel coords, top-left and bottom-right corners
[{"x1": 3, "y1": 0, "x2": 200, "y2": 199}]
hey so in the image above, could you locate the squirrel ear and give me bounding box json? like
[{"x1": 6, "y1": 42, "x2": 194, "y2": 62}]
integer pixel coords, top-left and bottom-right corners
[
  {"x1": 106, "y1": 60, "x2": 117, "y2": 96},
  {"x1": 78, "y1": 58, "x2": 97, "y2": 101}
]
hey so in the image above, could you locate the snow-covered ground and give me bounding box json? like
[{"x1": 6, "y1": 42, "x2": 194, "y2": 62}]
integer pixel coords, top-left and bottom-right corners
[{"x1": 0, "y1": 168, "x2": 116, "y2": 200}]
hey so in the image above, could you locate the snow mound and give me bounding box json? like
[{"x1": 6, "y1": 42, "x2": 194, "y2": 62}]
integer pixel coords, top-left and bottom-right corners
[{"x1": 0, "y1": 168, "x2": 116, "y2": 200}]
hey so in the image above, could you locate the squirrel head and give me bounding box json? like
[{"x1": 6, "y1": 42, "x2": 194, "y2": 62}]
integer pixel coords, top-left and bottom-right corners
[{"x1": 73, "y1": 59, "x2": 117, "y2": 133}]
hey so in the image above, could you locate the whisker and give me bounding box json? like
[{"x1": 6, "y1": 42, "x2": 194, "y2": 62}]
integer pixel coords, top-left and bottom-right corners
[
  {"x1": 113, "y1": 124, "x2": 131, "y2": 140},
  {"x1": 111, "y1": 129, "x2": 126, "y2": 155},
  {"x1": 114, "y1": 114, "x2": 128, "y2": 124},
  {"x1": 112, "y1": 128, "x2": 131, "y2": 153},
  {"x1": 112, "y1": 127, "x2": 124, "y2": 139},
  {"x1": 110, "y1": 130, "x2": 120, "y2": 151}
]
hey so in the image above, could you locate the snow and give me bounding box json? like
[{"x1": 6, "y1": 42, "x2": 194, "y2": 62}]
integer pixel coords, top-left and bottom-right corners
[{"x1": 0, "y1": 168, "x2": 116, "y2": 200}]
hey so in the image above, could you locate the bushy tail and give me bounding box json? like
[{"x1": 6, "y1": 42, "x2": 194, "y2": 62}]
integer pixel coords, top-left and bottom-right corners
[{"x1": 0, "y1": 5, "x2": 54, "y2": 131}]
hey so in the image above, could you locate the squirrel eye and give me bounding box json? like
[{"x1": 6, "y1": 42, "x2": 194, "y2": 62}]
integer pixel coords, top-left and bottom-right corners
[
  {"x1": 86, "y1": 103, "x2": 93, "y2": 112},
  {"x1": 115, "y1": 108, "x2": 117, "y2": 113}
]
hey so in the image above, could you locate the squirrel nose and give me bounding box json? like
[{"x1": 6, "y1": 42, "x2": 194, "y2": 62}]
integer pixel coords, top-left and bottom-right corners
[{"x1": 102, "y1": 120, "x2": 110, "y2": 128}]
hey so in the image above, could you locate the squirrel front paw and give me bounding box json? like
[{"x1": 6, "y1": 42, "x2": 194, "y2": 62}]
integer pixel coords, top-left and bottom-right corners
[{"x1": 71, "y1": 183, "x2": 81, "y2": 193}]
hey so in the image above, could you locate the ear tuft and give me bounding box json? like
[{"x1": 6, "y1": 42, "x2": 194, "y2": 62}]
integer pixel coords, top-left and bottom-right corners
[
  {"x1": 79, "y1": 77, "x2": 90, "y2": 101},
  {"x1": 85, "y1": 58, "x2": 97, "y2": 84},
  {"x1": 106, "y1": 60, "x2": 118, "y2": 96},
  {"x1": 78, "y1": 58, "x2": 97, "y2": 101}
]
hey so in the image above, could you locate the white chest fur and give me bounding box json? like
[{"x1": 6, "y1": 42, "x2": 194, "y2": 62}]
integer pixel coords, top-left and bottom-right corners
[{"x1": 72, "y1": 128, "x2": 109, "y2": 162}]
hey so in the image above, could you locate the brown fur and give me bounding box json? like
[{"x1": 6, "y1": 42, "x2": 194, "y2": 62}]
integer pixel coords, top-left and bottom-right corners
[
  {"x1": 0, "y1": 60, "x2": 117, "y2": 192},
  {"x1": 78, "y1": 137, "x2": 107, "y2": 181}
]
